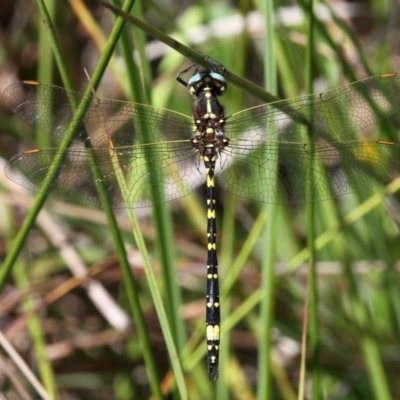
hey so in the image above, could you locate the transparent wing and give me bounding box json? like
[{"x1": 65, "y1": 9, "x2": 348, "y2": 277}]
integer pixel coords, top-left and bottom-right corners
[
  {"x1": 4, "y1": 81, "x2": 206, "y2": 208},
  {"x1": 3, "y1": 81, "x2": 194, "y2": 146},
  {"x1": 5, "y1": 141, "x2": 205, "y2": 208},
  {"x1": 224, "y1": 73, "x2": 400, "y2": 142},
  {"x1": 217, "y1": 139, "x2": 400, "y2": 204},
  {"x1": 217, "y1": 73, "x2": 400, "y2": 204}
]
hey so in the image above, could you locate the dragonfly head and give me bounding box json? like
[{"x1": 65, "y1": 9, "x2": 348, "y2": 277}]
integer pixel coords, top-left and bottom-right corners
[{"x1": 188, "y1": 71, "x2": 227, "y2": 98}]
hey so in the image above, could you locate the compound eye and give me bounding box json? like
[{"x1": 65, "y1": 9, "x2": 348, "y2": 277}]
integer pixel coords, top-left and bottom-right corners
[
  {"x1": 208, "y1": 72, "x2": 226, "y2": 85},
  {"x1": 209, "y1": 72, "x2": 227, "y2": 97},
  {"x1": 188, "y1": 72, "x2": 207, "y2": 87}
]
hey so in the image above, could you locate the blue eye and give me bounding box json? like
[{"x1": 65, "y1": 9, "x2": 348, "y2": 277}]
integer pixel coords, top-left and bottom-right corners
[
  {"x1": 188, "y1": 72, "x2": 206, "y2": 86},
  {"x1": 188, "y1": 71, "x2": 226, "y2": 86},
  {"x1": 208, "y1": 72, "x2": 226, "y2": 84}
]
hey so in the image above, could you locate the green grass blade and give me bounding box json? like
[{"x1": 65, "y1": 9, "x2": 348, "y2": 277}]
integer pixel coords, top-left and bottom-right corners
[
  {"x1": 257, "y1": 0, "x2": 278, "y2": 399},
  {"x1": 217, "y1": 191, "x2": 236, "y2": 395},
  {"x1": 304, "y1": 0, "x2": 320, "y2": 399},
  {"x1": 36, "y1": 0, "x2": 56, "y2": 148},
  {"x1": 13, "y1": 261, "x2": 57, "y2": 398}
]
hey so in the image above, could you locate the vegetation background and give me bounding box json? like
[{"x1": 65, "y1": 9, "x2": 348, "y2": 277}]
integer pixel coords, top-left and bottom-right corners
[{"x1": 1, "y1": 0, "x2": 400, "y2": 399}]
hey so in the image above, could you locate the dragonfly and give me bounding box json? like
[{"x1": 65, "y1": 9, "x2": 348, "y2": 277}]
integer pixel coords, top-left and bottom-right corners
[{"x1": 4, "y1": 65, "x2": 400, "y2": 381}]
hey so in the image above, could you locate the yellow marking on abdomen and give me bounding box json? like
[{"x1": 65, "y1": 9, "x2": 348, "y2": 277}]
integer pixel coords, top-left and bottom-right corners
[
  {"x1": 207, "y1": 325, "x2": 221, "y2": 341},
  {"x1": 207, "y1": 209, "x2": 216, "y2": 219},
  {"x1": 206, "y1": 325, "x2": 220, "y2": 341}
]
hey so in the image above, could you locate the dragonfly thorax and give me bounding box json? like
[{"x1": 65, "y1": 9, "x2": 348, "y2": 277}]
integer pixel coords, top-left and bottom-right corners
[{"x1": 190, "y1": 74, "x2": 229, "y2": 159}]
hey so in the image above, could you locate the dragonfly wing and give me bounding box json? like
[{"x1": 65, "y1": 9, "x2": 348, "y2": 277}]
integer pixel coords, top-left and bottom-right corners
[
  {"x1": 218, "y1": 73, "x2": 400, "y2": 203},
  {"x1": 218, "y1": 139, "x2": 400, "y2": 204},
  {"x1": 3, "y1": 81, "x2": 194, "y2": 147},
  {"x1": 5, "y1": 141, "x2": 203, "y2": 208},
  {"x1": 224, "y1": 73, "x2": 400, "y2": 143}
]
